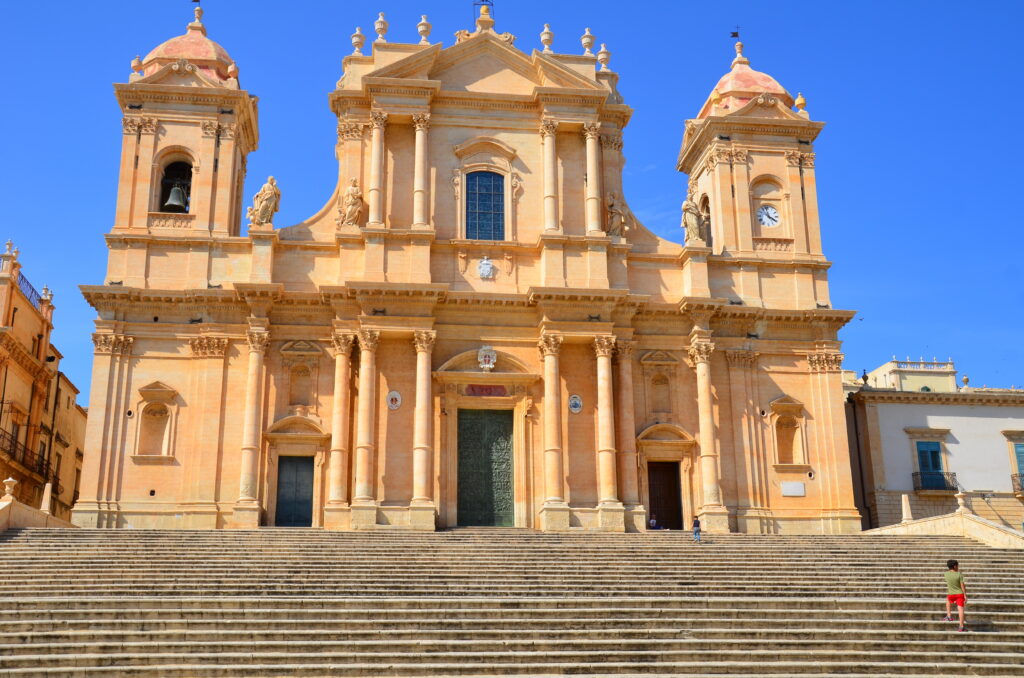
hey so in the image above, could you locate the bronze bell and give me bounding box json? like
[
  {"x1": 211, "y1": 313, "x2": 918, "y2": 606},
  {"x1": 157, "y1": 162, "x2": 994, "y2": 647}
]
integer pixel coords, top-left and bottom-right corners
[{"x1": 162, "y1": 185, "x2": 188, "y2": 213}]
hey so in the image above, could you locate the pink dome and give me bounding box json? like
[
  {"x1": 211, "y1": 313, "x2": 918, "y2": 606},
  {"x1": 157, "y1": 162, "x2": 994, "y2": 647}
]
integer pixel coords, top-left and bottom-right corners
[
  {"x1": 139, "y1": 8, "x2": 236, "y2": 83},
  {"x1": 697, "y1": 43, "x2": 793, "y2": 118}
]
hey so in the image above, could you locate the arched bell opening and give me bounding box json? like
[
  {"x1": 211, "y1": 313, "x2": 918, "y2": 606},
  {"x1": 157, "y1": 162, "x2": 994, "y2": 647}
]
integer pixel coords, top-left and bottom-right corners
[{"x1": 159, "y1": 161, "x2": 193, "y2": 213}]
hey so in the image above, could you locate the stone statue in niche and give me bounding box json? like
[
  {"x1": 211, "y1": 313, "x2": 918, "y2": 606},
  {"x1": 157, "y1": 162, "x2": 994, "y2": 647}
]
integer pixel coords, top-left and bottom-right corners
[
  {"x1": 605, "y1": 192, "x2": 634, "y2": 237},
  {"x1": 682, "y1": 197, "x2": 703, "y2": 243},
  {"x1": 340, "y1": 178, "x2": 363, "y2": 226},
  {"x1": 477, "y1": 256, "x2": 498, "y2": 280},
  {"x1": 248, "y1": 176, "x2": 280, "y2": 228}
]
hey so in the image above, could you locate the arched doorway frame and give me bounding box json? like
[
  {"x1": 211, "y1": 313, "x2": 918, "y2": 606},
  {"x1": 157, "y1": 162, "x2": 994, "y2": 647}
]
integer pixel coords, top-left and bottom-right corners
[
  {"x1": 263, "y1": 415, "x2": 330, "y2": 527},
  {"x1": 637, "y1": 423, "x2": 698, "y2": 527}
]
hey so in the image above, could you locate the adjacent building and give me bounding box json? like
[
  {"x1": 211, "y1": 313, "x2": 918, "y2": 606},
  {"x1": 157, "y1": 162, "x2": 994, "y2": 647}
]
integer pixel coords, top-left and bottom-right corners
[
  {"x1": 0, "y1": 243, "x2": 86, "y2": 517},
  {"x1": 74, "y1": 7, "x2": 861, "y2": 533},
  {"x1": 848, "y1": 358, "x2": 1024, "y2": 531}
]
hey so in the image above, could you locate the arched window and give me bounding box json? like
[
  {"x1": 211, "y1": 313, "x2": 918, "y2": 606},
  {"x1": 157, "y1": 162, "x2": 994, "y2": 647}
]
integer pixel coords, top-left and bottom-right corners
[
  {"x1": 465, "y1": 171, "x2": 504, "y2": 240},
  {"x1": 138, "y1": 403, "x2": 170, "y2": 456},
  {"x1": 159, "y1": 161, "x2": 193, "y2": 213}
]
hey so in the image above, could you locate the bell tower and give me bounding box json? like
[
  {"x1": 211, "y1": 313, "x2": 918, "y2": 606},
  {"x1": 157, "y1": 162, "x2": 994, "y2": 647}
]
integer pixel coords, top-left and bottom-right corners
[
  {"x1": 677, "y1": 42, "x2": 825, "y2": 261},
  {"x1": 112, "y1": 7, "x2": 258, "y2": 237}
]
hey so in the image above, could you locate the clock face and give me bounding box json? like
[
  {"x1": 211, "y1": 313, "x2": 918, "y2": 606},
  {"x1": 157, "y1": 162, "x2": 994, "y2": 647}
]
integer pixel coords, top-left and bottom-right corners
[{"x1": 757, "y1": 204, "x2": 780, "y2": 227}]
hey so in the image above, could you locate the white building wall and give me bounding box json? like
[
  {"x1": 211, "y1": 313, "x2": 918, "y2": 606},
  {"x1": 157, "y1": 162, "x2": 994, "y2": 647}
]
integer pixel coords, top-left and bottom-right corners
[{"x1": 877, "y1": 403, "x2": 1024, "y2": 493}]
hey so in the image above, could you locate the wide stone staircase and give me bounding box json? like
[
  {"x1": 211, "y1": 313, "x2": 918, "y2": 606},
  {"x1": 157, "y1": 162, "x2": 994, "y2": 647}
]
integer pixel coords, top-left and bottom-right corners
[{"x1": 0, "y1": 528, "x2": 1022, "y2": 676}]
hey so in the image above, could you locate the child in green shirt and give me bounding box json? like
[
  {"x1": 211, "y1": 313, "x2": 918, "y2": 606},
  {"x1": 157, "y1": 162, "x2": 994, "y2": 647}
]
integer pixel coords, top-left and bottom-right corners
[{"x1": 942, "y1": 559, "x2": 967, "y2": 631}]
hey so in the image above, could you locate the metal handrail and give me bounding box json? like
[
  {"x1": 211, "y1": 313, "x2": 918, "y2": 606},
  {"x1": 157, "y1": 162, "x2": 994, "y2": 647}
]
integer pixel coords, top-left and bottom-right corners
[
  {"x1": 0, "y1": 428, "x2": 62, "y2": 494},
  {"x1": 912, "y1": 471, "x2": 957, "y2": 492}
]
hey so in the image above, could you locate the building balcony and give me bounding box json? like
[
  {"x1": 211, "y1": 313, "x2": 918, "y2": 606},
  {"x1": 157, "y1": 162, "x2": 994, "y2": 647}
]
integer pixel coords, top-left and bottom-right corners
[
  {"x1": 0, "y1": 428, "x2": 62, "y2": 495},
  {"x1": 912, "y1": 471, "x2": 957, "y2": 493},
  {"x1": 1013, "y1": 473, "x2": 1023, "y2": 497}
]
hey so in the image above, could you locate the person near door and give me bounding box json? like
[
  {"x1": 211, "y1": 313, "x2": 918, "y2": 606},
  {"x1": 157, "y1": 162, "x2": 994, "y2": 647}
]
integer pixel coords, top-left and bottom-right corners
[
  {"x1": 648, "y1": 514, "x2": 660, "y2": 530},
  {"x1": 692, "y1": 517, "x2": 701, "y2": 544},
  {"x1": 942, "y1": 559, "x2": 968, "y2": 631}
]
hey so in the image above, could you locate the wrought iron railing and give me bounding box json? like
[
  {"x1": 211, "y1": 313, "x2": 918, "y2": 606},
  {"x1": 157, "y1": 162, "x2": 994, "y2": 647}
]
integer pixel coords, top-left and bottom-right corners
[
  {"x1": 0, "y1": 428, "x2": 62, "y2": 494},
  {"x1": 912, "y1": 471, "x2": 957, "y2": 492},
  {"x1": 1012, "y1": 474, "x2": 1023, "y2": 494},
  {"x1": 16, "y1": 271, "x2": 42, "y2": 310}
]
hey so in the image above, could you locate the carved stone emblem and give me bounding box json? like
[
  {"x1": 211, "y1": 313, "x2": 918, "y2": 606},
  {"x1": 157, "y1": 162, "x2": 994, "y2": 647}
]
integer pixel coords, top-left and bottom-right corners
[
  {"x1": 568, "y1": 394, "x2": 583, "y2": 414},
  {"x1": 478, "y1": 346, "x2": 497, "y2": 372},
  {"x1": 477, "y1": 256, "x2": 498, "y2": 280},
  {"x1": 386, "y1": 390, "x2": 402, "y2": 410}
]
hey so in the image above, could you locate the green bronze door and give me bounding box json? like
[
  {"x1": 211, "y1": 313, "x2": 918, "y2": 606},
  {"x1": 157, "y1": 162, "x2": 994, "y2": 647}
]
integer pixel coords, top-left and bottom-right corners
[{"x1": 457, "y1": 409, "x2": 514, "y2": 526}]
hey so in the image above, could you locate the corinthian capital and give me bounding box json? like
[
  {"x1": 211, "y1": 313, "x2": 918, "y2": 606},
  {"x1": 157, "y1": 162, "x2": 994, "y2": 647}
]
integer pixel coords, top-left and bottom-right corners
[
  {"x1": 593, "y1": 335, "x2": 616, "y2": 358},
  {"x1": 331, "y1": 332, "x2": 355, "y2": 357},
  {"x1": 614, "y1": 339, "x2": 634, "y2": 361},
  {"x1": 412, "y1": 113, "x2": 431, "y2": 131},
  {"x1": 687, "y1": 341, "x2": 715, "y2": 365},
  {"x1": 370, "y1": 111, "x2": 389, "y2": 129},
  {"x1": 246, "y1": 330, "x2": 270, "y2": 353},
  {"x1": 357, "y1": 329, "x2": 380, "y2": 352},
  {"x1": 725, "y1": 349, "x2": 757, "y2": 368},
  {"x1": 539, "y1": 119, "x2": 558, "y2": 137},
  {"x1": 582, "y1": 121, "x2": 601, "y2": 140},
  {"x1": 537, "y1": 333, "x2": 563, "y2": 357},
  {"x1": 808, "y1": 351, "x2": 843, "y2": 373},
  {"x1": 413, "y1": 330, "x2": 436, "y2": 353},
  {"x1": 189, "y1": 336, "x2": 229, "y2": 358}
]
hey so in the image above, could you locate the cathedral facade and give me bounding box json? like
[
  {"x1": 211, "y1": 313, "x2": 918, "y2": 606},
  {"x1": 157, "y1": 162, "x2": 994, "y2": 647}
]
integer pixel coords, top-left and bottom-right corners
[{"x1": 73, "y1": 7, "x2": 860, "y2": 533}]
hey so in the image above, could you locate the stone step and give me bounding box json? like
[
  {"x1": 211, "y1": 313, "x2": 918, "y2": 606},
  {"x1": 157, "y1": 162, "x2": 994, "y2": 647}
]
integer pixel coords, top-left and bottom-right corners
[
  {"x1": 5, "y1": 649, "x2": 1024, "y2": 674},
  {"x1": 4, "y1": 624, "x2": 1023, "y2": 644}
]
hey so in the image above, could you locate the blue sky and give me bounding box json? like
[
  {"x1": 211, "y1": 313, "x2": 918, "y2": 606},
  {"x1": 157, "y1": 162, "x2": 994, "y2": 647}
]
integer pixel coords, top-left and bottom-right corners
[{"x1": 5, "y1": 1, "x2": 1022, "y2": 402}]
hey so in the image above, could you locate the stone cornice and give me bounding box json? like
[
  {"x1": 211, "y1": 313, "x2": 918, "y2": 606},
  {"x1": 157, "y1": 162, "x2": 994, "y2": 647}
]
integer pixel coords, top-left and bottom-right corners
[
  {"x1": 678, "y1": 115, "x2": 824, "y2": 174},
  {"x1": 0, "y1": 330, "x2": 49, "y2": 381},
  {"x1": 852, "y1": 389, "x2": 1024, "y2": 407}
]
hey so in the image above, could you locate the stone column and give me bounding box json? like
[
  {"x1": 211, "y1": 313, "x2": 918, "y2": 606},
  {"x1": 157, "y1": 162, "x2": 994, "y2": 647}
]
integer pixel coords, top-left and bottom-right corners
[
  {"x1": 324, "y1": 332, "x2": 354, "y2": 530},
  {"x1": 351, "y1": 329, "x2": 380, "y2": 529},
  {"x1": 410, "y1": 330, "x2": 437, "y2": 530},
  {"x1": 689, "y1": 338, "x2": 729, "y2": 532},
  {"x1": 367, "y1": 111, "x2": 388, "y2": 227},
  {"x1": 594, "y1": 335, "x2": 624, "y2": 531},
  {"x1": 583, "y1": 122, "x2": 603, "y2": 235},
  {"x1": 541, "y1": 119, "x2": 559, "y2": 232},
  {"x1": 614, "y1": 340, "x2": 643, "y2": 530},
  {"x1": 412, "y1": 113, "x2": 430, "y2": 229},
  {"x1": 538, "y1": 333, "x2": 569, "y2": 530},
  {"x1": 232, "y1": 327, "x2": 268, "y2": 528}
]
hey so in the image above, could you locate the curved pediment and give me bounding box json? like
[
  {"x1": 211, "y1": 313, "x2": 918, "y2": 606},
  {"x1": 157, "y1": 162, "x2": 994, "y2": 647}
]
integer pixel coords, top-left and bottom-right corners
[
  {"x1": 454, "y1": 136, "x2": 517, "y2": 162},
  {"x1": 267, "y1": 415, "x2": 326, "y2": 436},
  {"x1": 637, "y1": 422, "x2": 695, "y2": 442},
  {"x1": 436, "y1": 348, "x2": 529, "y2": 374}
]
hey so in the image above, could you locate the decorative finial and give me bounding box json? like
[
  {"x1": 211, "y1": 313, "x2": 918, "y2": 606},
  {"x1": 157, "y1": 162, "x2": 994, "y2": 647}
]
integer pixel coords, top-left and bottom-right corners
[
  {"x1": 351, "y1": 27, "x2": 366, "y2": 55},
  {"x1": 581, "y1": 28, "x2": 595, "y2": 56},
  {"x1": 962, "y1": 375, "x2": 969, "y2": 386},
  {"x1": 374, "y1": 12, "x2": 388, "y2": 43},
  {"x1": 41, "y1": 286, "x2": 52, "y2": 302},
  {"x1": 596, "y1": 43, "x2": 611, "y2": 71},
  {"x1": 731, "y1": 40, "x2": 750, "y2": 67},
  {"x1": 4, "y1": 240, "x2": 11, "y2": 254},
  {"x1": 130, "y1": 55, "x2": 142, "y2": 73},
  {"x1": 477, "y1": 4, "x2": 495, "y2": 32},
  {"x1": 2, "y1": 478, "x2": 15, "y2": 498},
  {"x1": 794, "y1": 92, "x2": 806, "y2": 111},
  {"x1": 188, "y1": 5, "x2": 206, "y2": 35},
  {"x1": 540, "y1": 24, "x2": 554, "y2": 53},
  {"x1": 417, "y1": 15, "x2": 432, "y2": 45}
]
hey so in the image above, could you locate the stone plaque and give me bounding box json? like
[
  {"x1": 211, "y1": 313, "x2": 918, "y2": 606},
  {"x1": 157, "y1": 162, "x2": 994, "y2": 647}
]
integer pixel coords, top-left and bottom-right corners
[
  {"x1": 780, "y1": 481, "x2": 806, "y2": 497},
  {"x1": 465, "y1": 384, "x2": 508, "y2": 397},
  {"x1": 386, "y1": 390, "x2": 402, "y2": 410}
]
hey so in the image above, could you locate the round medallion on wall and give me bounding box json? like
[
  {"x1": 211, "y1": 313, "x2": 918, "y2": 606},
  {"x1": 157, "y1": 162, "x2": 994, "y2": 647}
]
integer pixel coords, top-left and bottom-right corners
[
  {"x1": 386, "y1": 390, "x2": 402, "y2": 410},
  {"x1": 568, "y1": 394, "x2": 583, "y2": 414}
]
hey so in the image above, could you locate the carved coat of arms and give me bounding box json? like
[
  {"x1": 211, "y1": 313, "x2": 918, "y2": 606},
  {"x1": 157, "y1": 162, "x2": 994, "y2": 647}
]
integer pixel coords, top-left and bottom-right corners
[{"x1": 477, "y1": 346, "x2": 497, "y2": 372}]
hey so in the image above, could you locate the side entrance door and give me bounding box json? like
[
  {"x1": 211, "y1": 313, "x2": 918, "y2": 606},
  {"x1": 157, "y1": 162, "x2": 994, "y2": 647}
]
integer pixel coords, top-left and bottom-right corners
[
  {"x1": 275, "y1": 456, "x2": 314, "y2": 527},
  {"x1": 457, "y1": 409, "x2": 514, "y2": 526},
  {"x1": 647, "y1": 461, "x2": 683, "y2": 530}
]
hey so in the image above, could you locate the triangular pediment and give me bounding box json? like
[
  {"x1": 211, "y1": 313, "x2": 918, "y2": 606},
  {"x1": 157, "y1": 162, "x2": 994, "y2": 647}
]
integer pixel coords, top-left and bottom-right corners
[
  {"x1": 280, "y1": 340, "x2": 322, "y2": 355},
  {"x1": 138, "y1": 381, "x2": 178, "y2": 402},
  {"x1": 640, "y1": 350, "x2": 679, "y2": 365}
]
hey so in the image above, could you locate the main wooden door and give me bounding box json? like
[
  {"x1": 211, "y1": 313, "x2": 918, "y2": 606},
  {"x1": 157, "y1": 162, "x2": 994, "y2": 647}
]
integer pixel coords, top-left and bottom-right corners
[
  {"x1": 457, "y1": 409, "x2": 514, "y2": 526},
  {"x1": 647, "y1": 461, "x2": 683, "y2": 530},
  {"x1": 275, "y1": 456, "x2": 314, "y2": 527}
]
